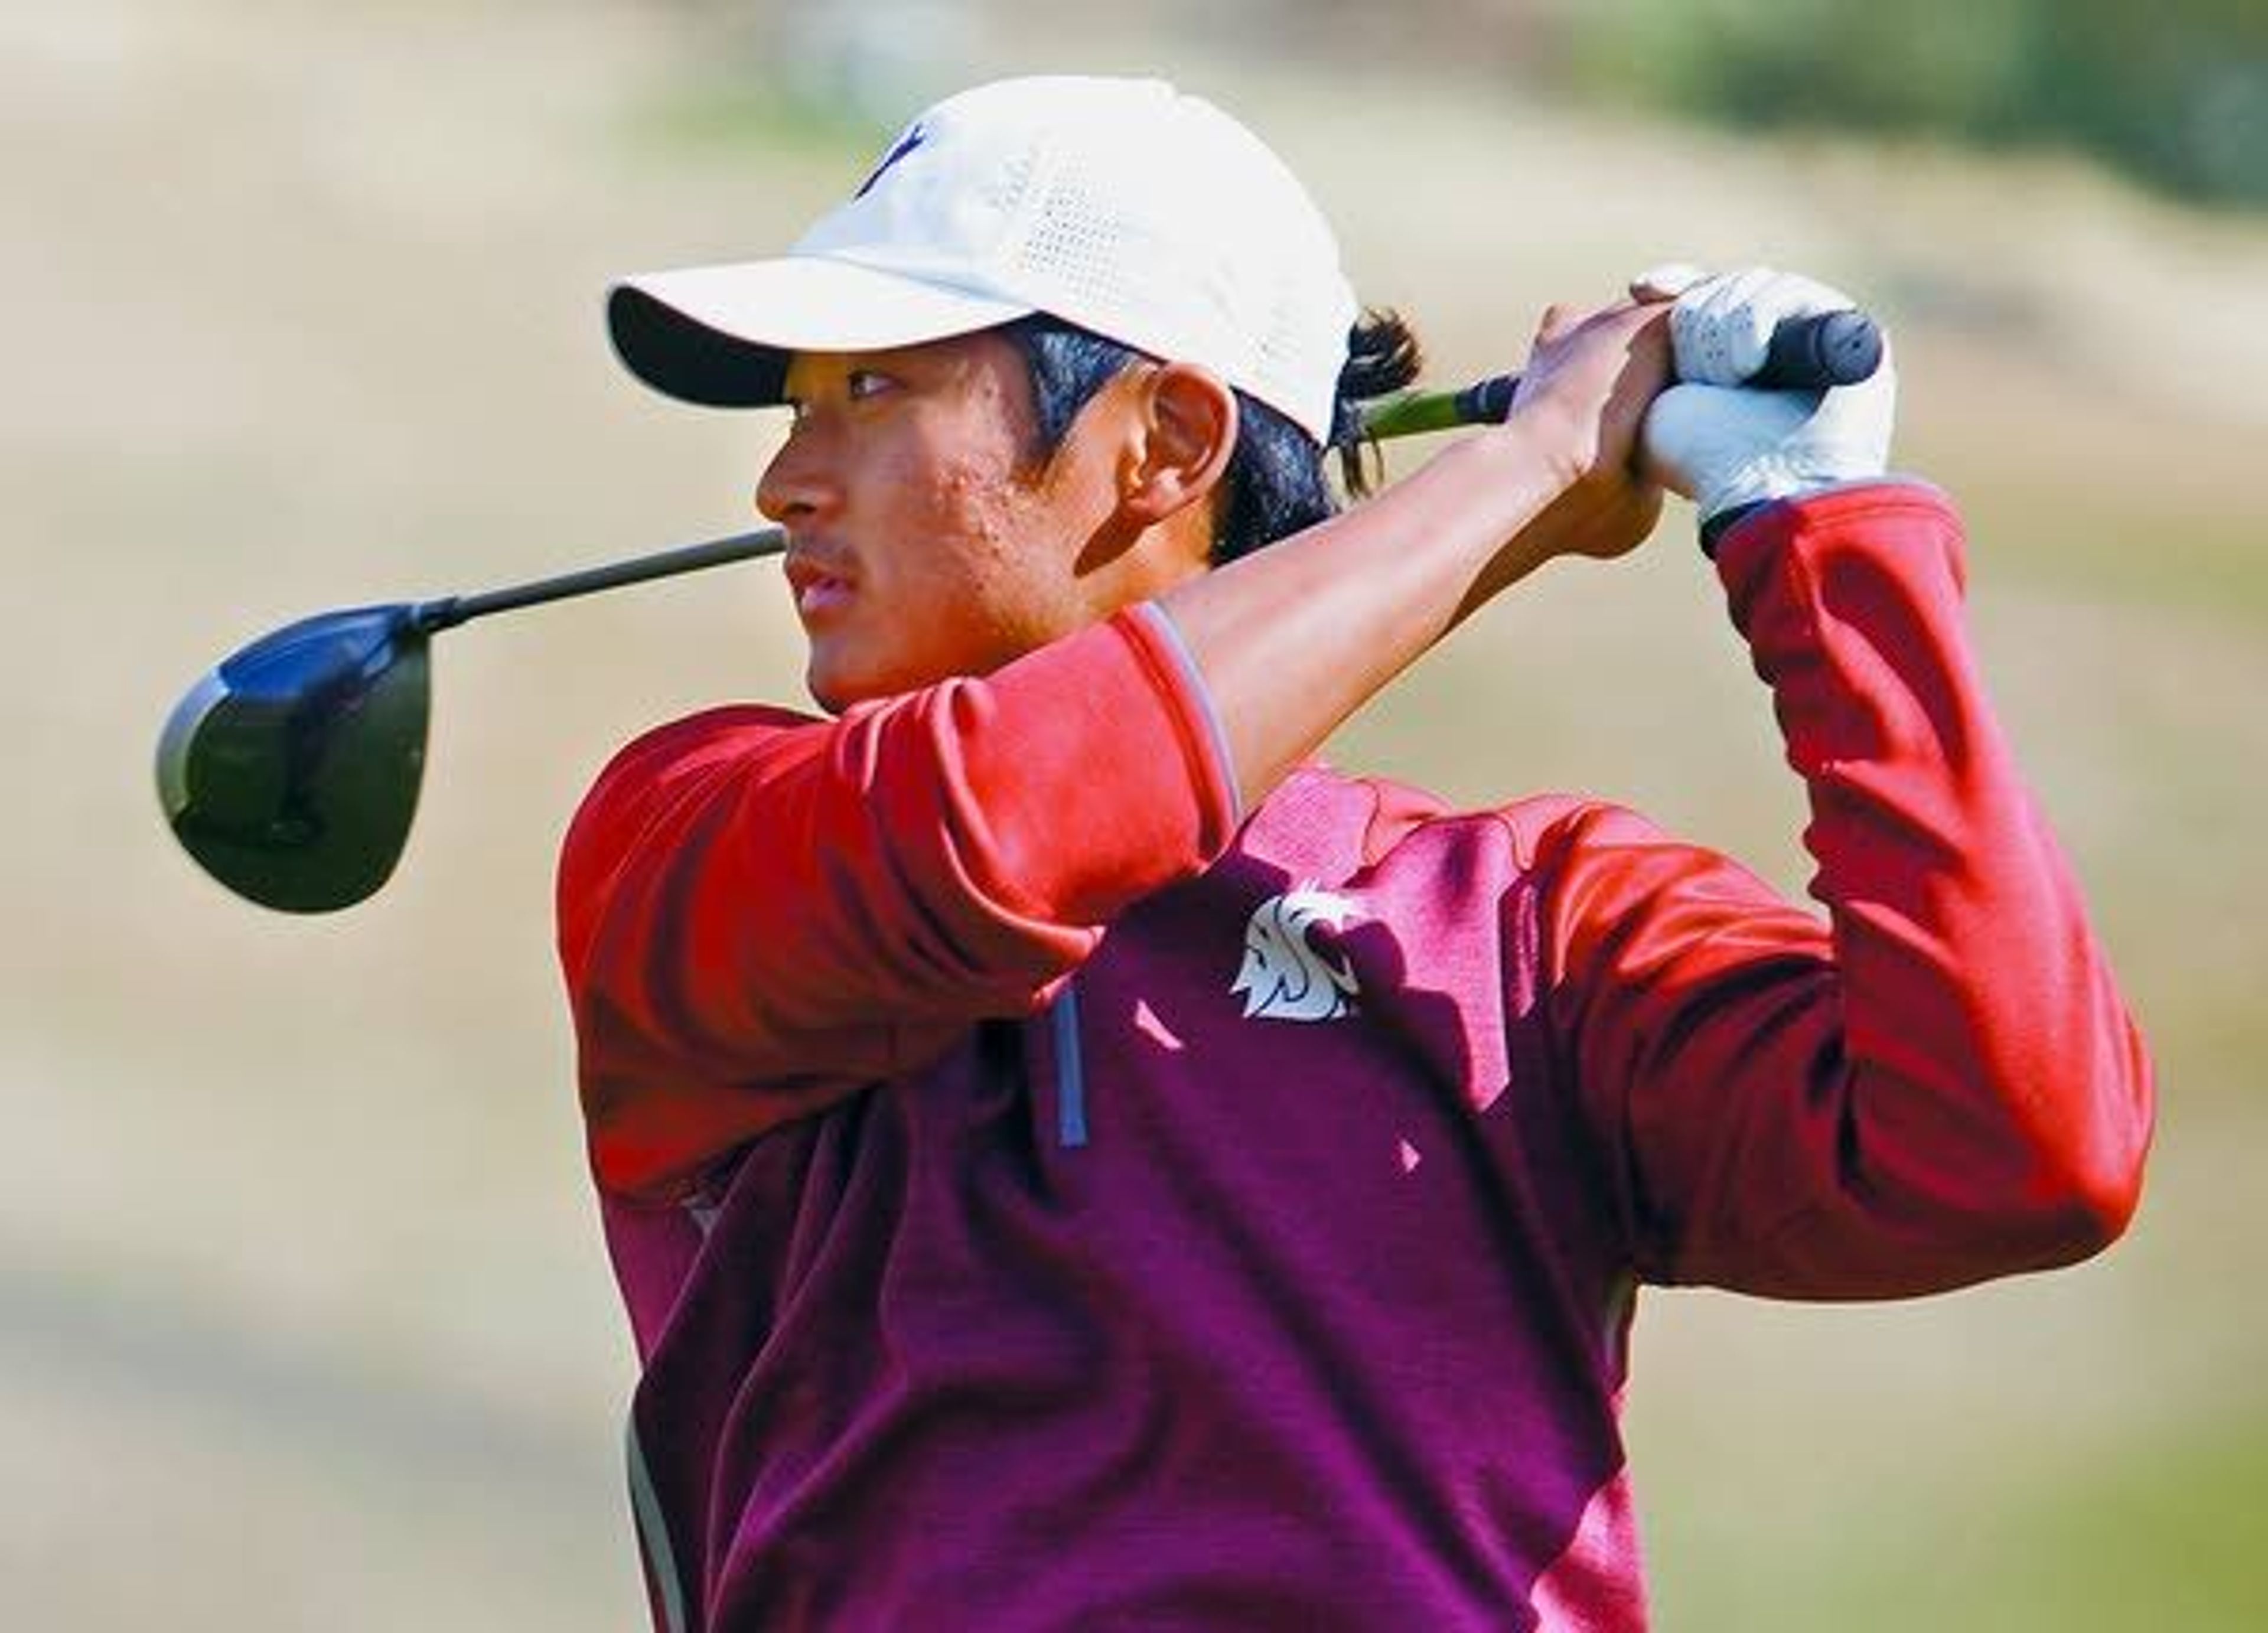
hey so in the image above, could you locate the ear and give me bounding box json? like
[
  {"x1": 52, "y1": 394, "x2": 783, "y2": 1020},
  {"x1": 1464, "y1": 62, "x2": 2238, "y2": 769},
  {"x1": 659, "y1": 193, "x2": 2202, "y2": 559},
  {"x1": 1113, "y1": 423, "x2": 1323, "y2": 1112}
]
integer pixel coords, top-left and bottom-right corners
[{"x1": 1117, "y1": 362, "x2": 1238, "y2": 528}]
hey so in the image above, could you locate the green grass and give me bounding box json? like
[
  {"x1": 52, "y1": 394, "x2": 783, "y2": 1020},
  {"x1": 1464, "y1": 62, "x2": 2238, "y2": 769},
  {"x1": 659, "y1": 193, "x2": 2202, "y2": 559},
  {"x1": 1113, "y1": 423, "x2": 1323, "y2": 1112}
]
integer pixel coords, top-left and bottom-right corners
[{"x1": 1645, "y1": 1400, "x2": 2268, "y2": 1631}]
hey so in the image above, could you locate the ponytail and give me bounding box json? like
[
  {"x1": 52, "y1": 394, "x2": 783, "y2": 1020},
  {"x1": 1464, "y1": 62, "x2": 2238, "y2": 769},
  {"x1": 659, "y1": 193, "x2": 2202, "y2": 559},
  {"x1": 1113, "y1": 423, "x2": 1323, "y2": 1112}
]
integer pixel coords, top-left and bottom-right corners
[{"x1": 1326, "y1": 308, "x2": 1423, "y2": 500}]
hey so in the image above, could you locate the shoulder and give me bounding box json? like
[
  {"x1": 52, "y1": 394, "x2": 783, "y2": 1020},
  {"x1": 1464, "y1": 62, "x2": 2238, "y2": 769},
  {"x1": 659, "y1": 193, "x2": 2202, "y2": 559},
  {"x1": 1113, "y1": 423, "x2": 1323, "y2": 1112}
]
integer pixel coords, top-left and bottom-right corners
[
  {"x1": 592, "y1": 702, "x2": 826, "y2": 784},
  {"x1": 1310, "y1": 765, "x2": 1654, "y2": 876},
  {"x1": 1317, "y1": 770, "x2": 1764, "y2": 943},
  {"x1": 560, "y1": 702, "x2": 824, "y2": 874},
  {"x1": 576, "y1": 701, "x2": 823, "y2": 811}
]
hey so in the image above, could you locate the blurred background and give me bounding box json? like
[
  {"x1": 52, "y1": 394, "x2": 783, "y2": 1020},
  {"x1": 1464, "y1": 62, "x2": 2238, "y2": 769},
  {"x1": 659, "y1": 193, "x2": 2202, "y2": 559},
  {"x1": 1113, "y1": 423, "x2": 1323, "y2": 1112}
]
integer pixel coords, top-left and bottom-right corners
[{"x1": 7, "y1": 0, "x2": 2264, "y2": 1626}]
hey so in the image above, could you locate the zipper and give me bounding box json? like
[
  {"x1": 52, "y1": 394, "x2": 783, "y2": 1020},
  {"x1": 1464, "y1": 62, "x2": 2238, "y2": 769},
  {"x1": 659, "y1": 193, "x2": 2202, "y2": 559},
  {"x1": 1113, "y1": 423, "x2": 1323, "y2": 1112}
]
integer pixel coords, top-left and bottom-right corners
[
  {"x1": 1051, "y1": 983, "x2": 1088, "y2": 1149},
  {"x1": 627, "y1": 1414, "x2": 692, "y2": 1633}
]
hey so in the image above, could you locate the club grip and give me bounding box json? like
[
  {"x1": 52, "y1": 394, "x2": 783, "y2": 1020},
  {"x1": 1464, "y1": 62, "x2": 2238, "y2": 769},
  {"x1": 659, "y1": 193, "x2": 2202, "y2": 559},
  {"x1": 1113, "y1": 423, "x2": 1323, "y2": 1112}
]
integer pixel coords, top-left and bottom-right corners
[
  {"x1": 1749, "y1": 308, "x2": 1882, "y2": 390},
  {"x1": 1360, "y1": 308, "x2": 1886, "y2": 441}
]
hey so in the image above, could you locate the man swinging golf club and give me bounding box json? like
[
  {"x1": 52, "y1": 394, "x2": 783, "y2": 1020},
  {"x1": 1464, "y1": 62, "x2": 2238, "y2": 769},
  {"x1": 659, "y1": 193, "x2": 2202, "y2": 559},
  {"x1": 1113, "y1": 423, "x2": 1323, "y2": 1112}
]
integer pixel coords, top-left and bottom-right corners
[{"x1": 561, "y1": 74, "x2": 2153, "y2": 1632}]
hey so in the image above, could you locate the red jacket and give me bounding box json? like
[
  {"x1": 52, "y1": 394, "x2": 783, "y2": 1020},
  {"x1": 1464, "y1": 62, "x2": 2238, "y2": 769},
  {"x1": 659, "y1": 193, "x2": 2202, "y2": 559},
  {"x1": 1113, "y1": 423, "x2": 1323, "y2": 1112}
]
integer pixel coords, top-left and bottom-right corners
[{"x1": 558, "y1": 483, "x2": 2152, "y2": 1631}]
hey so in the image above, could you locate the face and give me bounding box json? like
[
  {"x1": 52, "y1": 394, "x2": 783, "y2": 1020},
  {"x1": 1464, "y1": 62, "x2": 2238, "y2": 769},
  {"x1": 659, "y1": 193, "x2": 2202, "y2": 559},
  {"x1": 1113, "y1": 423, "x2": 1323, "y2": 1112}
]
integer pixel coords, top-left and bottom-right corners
[{"x1": 757, "y1": 331, "x2": 1126, "y2": 712}]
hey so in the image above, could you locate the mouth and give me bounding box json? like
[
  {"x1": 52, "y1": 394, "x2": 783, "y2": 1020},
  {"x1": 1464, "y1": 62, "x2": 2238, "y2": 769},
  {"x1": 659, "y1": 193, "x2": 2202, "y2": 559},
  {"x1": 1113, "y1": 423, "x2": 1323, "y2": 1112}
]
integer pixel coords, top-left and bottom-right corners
[{"x1": 783, "y1": 551, "x2": 856, "y2": 622}]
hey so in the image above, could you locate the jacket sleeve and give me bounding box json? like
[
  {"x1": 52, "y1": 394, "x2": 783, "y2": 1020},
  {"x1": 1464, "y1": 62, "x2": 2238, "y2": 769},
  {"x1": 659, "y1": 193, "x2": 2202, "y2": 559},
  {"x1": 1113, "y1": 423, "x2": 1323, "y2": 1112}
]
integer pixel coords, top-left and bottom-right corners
[
  {"x1": 557, "y1": 605, "x2": 1240, "y2": 1201},
  {"x1": 1522, "y1": 483, "x2": 2154, "y2": 1298}
]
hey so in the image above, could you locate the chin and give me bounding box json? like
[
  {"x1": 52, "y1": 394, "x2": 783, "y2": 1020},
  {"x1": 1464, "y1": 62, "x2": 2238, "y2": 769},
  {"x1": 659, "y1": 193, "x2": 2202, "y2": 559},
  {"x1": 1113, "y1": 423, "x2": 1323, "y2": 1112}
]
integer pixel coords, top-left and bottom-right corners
[
  {"x1": 804, "y1": 668, "x2": 853, "y2": 717},
  {"x1": 804, "y1": 641, "x2": 992, "y2": 716},
  {"x1": 804, "y1": 650, "x2": 907, "y2": 716}
]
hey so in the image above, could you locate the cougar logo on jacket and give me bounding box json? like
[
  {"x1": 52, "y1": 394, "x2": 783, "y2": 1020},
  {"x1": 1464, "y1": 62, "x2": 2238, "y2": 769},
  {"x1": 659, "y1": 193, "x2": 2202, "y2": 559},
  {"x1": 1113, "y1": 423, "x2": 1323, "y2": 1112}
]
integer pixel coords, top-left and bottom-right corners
[{"x1": 1232, "y1": 885, "x2": 1362, "y2": 1021}]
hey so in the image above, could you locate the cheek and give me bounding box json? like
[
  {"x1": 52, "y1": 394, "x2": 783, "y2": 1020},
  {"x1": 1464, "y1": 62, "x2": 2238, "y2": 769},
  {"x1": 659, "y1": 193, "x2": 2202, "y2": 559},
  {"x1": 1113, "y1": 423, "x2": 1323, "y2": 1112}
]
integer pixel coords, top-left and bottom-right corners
[
  {"x1": 810, "y1": 471, "x2": 1032, "y2": 705},
  {"x1": 917, "y1": 454, "x2": 1067, "y2": 622},
  {"x1": 819, "y1": 390, "x2": 1098, "y2": 702}
]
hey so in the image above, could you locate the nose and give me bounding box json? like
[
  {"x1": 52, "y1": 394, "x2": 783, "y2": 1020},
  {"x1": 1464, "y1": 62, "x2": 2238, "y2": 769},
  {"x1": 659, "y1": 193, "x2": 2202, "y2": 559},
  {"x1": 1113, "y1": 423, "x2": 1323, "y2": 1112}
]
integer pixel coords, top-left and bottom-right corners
[{"x1": 755, "y1": 421, "x2": 840, "y2": 527}]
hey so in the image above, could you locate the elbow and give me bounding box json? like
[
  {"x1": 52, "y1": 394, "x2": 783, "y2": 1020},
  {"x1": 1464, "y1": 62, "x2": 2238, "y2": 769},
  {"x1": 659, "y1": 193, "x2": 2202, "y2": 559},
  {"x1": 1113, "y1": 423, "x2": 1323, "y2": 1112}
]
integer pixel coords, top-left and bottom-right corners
[
  {"x1": 1909, "y1": 1122, "x2": 2149, "y2": 1289},
  {"x1": 2026, "y1": 1049, "x2": 2156, "y2": 1266},
  {"x1": 2046, "y1": 1122, "x2": 2152, "y2": 1262},
  {"x1": 1920, "y1": 1034, "x2": 2157, "y2": 1279},
  {"x1": 2034, "y1": 1152, "x2": 2144, "y2": 1266}
]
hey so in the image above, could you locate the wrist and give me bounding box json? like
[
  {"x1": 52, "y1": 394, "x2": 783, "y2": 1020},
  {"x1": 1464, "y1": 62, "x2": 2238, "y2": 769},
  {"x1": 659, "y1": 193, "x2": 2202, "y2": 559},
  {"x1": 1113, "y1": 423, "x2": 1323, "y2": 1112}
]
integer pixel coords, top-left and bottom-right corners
[
  {"x1": 1699, "y1": 500, "x2": 1770, "y2": 558},
  {"x1": 1699, "y1": 476, "x2": 1933, "y2": 557},
  {"x1": 1695, "y1": 437, "x2": 1893, "y2": 520},
  {"x1": 1493, "y1": 394, "x2": 1599, "y2": 496}
]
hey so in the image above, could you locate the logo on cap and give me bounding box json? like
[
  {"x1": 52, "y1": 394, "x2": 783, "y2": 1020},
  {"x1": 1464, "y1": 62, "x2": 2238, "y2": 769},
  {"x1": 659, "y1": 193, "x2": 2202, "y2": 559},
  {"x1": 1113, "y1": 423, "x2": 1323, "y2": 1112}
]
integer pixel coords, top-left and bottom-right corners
[{"x1": 853, "y1": 122, "x2": 928, "y2": 200}]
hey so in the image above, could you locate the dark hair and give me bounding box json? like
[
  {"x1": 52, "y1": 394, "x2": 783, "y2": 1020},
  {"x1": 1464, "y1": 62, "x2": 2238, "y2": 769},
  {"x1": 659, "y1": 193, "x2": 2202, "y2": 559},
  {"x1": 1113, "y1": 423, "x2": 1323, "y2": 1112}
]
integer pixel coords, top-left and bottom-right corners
[{"x1": 1002, "y1": 309, "x2": 1422, "y2": 565}]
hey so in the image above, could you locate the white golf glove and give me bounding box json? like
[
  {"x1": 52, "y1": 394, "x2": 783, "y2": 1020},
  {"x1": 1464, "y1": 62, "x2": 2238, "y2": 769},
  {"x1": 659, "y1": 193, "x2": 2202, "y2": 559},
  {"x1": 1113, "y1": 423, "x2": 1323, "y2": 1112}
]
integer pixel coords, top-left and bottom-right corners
[{"x1": 1636, "y1": 265, "x2": 1896, "y2": 531}]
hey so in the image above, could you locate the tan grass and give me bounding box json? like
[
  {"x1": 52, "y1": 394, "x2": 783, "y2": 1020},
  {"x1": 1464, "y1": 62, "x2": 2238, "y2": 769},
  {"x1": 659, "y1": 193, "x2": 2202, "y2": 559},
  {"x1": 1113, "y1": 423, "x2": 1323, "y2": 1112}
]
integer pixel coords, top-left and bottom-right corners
[{"x1": 7, "y1": 1, "x2": 2263, "y2": 1625}]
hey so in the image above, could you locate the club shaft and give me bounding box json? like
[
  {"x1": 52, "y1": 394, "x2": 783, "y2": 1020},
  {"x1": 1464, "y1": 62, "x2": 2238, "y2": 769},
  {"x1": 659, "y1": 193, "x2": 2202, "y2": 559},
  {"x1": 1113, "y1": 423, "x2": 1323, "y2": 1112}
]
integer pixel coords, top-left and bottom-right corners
[
  {"x1": 402, "y1": 308, "x2": 1884, "y2": 630},
  {"x1": 399, "y1": 309, "x2": 1882, "y2": 630},
  {"x1": 1363, "y1": 308, "x2": 1884, "y2": 443},
  {"x1": 416, "y1": 527, "x2": 788, "y2": 633}
]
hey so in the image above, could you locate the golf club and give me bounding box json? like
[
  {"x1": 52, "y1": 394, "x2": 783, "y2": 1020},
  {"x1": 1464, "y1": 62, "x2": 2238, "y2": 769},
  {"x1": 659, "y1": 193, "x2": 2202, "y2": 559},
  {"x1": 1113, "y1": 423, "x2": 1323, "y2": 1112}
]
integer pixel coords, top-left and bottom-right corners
[
  {"x1": 156, "y1": 529, "x2": 785, "y2": 912},
  {"x1": 157, "y1": 308, "x2": 1880, "y2": 913}
]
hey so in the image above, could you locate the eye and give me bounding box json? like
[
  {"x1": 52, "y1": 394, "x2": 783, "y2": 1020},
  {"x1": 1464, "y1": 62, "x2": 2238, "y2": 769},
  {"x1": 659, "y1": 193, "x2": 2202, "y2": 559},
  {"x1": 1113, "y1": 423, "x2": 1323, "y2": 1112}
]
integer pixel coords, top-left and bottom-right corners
[{"x1": 846, "y1": 369, "x2": 897, "y2": 403}]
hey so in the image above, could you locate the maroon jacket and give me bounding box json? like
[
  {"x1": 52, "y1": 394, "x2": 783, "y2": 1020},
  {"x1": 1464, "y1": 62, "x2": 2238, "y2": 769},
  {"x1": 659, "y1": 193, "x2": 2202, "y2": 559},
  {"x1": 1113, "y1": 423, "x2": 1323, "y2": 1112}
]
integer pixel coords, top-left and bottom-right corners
[{"x1": 558, "y1": 484, "x2": 2153, "y2": 1631}]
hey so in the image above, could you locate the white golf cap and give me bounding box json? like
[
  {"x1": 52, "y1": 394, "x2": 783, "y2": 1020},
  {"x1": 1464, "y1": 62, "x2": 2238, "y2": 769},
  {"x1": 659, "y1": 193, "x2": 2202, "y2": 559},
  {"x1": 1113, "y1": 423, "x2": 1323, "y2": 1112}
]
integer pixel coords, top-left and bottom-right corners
[{"x1": 607, "y1": 75, "x2": 1358, "y2": 444}]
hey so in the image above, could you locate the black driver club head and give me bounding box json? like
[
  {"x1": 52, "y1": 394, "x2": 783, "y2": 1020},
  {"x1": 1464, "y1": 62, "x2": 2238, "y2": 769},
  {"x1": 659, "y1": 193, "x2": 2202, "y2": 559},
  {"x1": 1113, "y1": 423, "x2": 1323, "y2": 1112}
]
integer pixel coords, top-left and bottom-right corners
[{"x1": 156, "y1": 604, "x2": 432, "y2": 912}]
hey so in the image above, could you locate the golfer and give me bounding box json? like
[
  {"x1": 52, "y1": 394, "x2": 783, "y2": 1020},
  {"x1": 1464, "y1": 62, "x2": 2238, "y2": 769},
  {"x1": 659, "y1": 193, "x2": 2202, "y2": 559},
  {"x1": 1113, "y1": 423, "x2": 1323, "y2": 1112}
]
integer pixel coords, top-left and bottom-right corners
[{"x1": 559, "y1": 75, "x2": 2153, "y2": 1631}]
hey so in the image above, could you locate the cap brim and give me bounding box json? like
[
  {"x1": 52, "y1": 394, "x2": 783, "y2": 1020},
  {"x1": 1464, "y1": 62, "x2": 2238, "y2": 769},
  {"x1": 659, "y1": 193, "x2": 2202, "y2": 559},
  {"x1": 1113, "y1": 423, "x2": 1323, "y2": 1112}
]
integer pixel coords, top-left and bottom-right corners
[{"x1": 607, "y1": 258, "x2": 1035, "y2": 409}]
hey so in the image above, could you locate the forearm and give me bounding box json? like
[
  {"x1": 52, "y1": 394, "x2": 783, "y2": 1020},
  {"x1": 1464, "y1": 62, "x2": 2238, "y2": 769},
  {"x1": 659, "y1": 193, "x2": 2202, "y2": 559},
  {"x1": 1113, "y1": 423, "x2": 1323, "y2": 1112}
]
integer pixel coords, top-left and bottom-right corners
[{"x1": 1160, "y1": 423, "x2": 1572, "y2": 809}]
